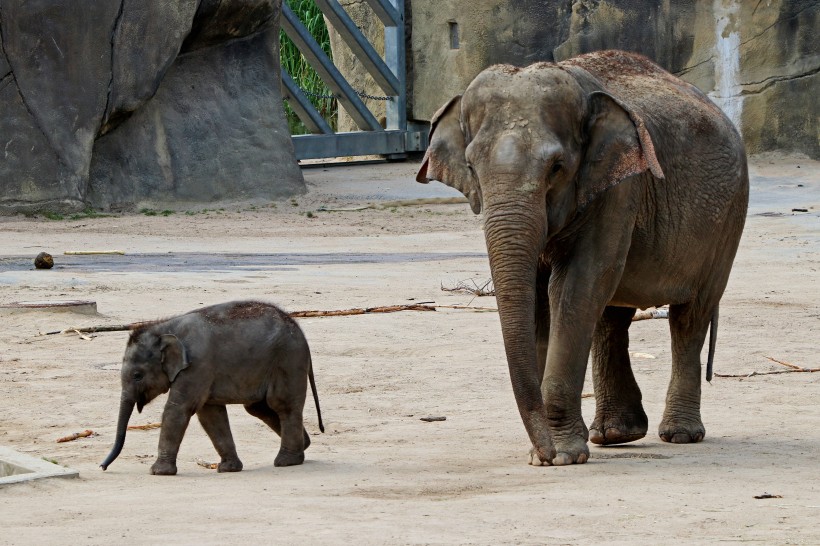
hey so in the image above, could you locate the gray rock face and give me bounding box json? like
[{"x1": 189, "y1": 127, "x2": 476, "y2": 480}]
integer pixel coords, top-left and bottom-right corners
[
  {"x1": 330, "y1": 0, "x2": 817, "y2": 158},
  {"x1": 0, "y1": 0, "x2": 304, "y2": 214}
]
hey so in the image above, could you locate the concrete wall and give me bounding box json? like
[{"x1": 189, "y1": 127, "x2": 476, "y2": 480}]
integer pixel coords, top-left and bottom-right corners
[{"x1": 329, "y1": 0, "x2": 818, "y2": 158}]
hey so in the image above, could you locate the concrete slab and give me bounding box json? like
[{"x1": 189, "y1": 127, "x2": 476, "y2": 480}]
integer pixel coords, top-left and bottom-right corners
[{"x1": 0, "y1": 446, "x2": 79, "y2": 486}]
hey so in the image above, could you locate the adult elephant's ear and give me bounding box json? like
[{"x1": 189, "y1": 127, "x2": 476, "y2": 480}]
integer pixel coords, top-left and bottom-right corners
[
  {"x1": 577, "y1": 91, "x2": 665, "y2": 208},
  {"x1": 160, "y1": 334, "x2": 189, "y2": 382},
  {"x1": 416, "y1": 95, "x2": 482, "y2": 214}
]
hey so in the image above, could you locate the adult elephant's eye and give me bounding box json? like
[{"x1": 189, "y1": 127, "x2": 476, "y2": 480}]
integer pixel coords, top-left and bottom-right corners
[{"x1": 550, "y1": 161, "x2": 563, "y2": 175}]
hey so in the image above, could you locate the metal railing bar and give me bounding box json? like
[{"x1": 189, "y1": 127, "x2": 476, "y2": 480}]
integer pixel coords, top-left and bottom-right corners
[
  {"x1": 364, "y1": 0, "x2": 400, "y2": 27},
  {"x1": 280, "y1": 71, "x2": 334, "y2": 135},
  {"x1": 281, "y1": 4, "x2": 383, "y2": 132},
  {"x1": 383, "y1": 0, "x2": 405, "y2": 131},
  {"x1": 314, "y1": 0, "x2": 401, "y2": 96}
]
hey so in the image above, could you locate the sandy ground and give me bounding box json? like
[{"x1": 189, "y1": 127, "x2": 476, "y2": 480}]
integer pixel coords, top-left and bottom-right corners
[{"x1": 0, "y1": 155, "x2": 818, "y2": 545}]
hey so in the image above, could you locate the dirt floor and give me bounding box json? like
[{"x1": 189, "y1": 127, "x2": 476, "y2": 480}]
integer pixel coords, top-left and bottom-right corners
[{"x1": 0, "y1": 154, "x2": 817, "y2": 545}]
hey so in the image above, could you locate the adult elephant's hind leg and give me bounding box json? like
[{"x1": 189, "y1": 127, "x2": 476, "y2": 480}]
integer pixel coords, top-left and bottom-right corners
[
  {"x1": 197, "y1": 404, "x2": 243, "y2": 472},
  {"x1": 589, "y1": 306, "x2": 648, "y2": 445},
  {"x1": 660, "y1": 302, "x2": 710, "y2": 443}
]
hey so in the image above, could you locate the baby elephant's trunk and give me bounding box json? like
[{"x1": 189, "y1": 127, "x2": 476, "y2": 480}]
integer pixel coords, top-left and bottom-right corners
[{"x1": 100, "y1": 395, "x2": 135, "y2": 470}]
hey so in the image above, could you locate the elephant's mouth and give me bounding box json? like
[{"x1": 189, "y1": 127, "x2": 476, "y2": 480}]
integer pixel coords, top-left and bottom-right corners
[{"x1": 136, "y1": 393, "x2": 147, "y2": 413}]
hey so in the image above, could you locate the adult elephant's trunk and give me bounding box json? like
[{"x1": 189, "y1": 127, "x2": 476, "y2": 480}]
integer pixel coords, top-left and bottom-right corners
[
  {"x1": 483, "y1": 199, "x2": 555, "y2": 463},
  {"x1": 100, "y1": 394, "x2": 135, "y2": 470}
]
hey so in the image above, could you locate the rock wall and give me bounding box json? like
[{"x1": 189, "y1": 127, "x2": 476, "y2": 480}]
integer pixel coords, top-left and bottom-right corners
[
  {"x1": 329, "y1": 0, "x2": 818, "y2": 158},
  {"x1": 0, "y1": 0, "x2": 304, "y2": 214}
]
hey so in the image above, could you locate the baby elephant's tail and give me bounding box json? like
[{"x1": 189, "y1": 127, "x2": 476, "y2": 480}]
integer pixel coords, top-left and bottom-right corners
[{"x1": 309, "y1": 356, "x2": 325, "y2": 433}]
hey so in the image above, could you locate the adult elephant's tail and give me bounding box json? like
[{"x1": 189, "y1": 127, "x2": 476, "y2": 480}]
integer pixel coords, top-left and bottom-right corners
[{"x1": 706, "y1": 306, "x2": 718, "y2": 382}]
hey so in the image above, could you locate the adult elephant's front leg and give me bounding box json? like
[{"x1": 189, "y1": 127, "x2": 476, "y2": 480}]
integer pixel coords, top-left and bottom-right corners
[{"x1": 589, "y1": 306, "x2": 648, "y2": 445}]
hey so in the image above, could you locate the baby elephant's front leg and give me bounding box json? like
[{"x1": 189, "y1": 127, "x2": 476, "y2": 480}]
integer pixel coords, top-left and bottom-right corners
[
  {"x1": 151, "y1": 400, "x2": 194, "y2": 475},
  {"x1": 197, "y1": 404, "x2": 243, "y2": 472}
]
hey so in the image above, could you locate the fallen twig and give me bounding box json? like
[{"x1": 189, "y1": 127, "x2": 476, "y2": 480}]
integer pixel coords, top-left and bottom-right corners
[
  {"x1": 57, "y1": 430, "x2": 94, "y2": 443},
  {"x1": 764, "y1": 356, "x2": 804, "y2": 370},
  {"x1": 69, "y1": 329, "x2": 94, "y2": 341},
  {"x1": 633, "y1": 307, "x2": 669, "y2": 321},
  {"x1": 754, "y1": 493, "x2": 783, "y2": 499},
  {"x1": 581, "y1": 393, "x2": 594, "y2": 399},
  {"x1": 127, "y1": 423, "x2": 161, "y2": 430},
  {"x1": 420, "y1": 416, "x2": 446, "y2": 422},
  {"x1": 714, "y1": 366, "x2": 820, "y2": 378},
  {"x1": 318, "y1": 197, "x2": 468, "y2": 212},
  {"x1": 64, "y1": 250, "x2": 125, "y2": 255},
  {"x1": 195, "y1": 458, "x2": 218, "y2": 470},
  {"x1": 44, "y1": 303, "x2": 506, "y2": 337},
  {"x1": 289, "y1": 303, "x2": 436, "y2": 318},
  {"x1": 441, "y1": 279, "x2": 495, "y2": 296}
]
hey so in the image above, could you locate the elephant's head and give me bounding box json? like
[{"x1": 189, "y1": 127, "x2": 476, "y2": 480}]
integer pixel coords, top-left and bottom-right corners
[
  {"x1": 100, "y1": 330, "x2": 189, "y2": 470},
  {"x1": 416, "y1": 63, "x2": 664, "y2": 460}
]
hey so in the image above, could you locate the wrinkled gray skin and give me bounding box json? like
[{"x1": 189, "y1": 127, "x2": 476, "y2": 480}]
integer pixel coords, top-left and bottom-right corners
[
  {"x1": 101, "y1": 300, "x2": 324, "y2": 475},
  {"x1": 417, "y1": 50, "x2": 748, "y2": 466}
]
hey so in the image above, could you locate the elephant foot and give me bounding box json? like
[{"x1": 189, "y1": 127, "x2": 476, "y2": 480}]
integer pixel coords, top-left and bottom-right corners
[
  {"x1": 217, "y1": 458, "x2": 243, "y2": 473},
  {"x1": 274, "y1": 448, "x2": 305, "y2": 467},
  {"x1": 150, "y1": 460, "x2": 177, "y2": 475},
  {"x1": 589, "y1": 408, "x2": 648, "y2": 446},
  {"x1": 658, "y1": 416, "x2": 705, "y2": 444},
  {"x1": 551, "y1": 436, "x2": 590, "y2": 466}
]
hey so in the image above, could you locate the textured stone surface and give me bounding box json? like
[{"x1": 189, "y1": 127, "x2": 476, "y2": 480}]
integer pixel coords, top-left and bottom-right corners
[
  {"x1": 0, "y1": 0, "x2": 304, "y2": 214},
  {"x1": 329, "y1": 0, "x2": 817, "y2": 157}
]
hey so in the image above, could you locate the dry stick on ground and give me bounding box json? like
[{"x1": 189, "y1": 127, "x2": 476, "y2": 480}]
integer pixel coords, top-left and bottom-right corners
[
  {"x1": 441, "y1": 279, "x2": 496, "y2": 297},
  {"x1": 714, "y1": 357, "x2": 819, "y2": 378},
  {"x1": 57, "y1": 430, "x2": 94, "y2": 443},
  {"x1": 195, "y1": 458, "x2": 218, "y2": 470},
  {"x1": 127, "y1": 423, "x2": 161, "y2": 430},
  {"x1": 44, "y1": 305, "x2": 439, "y2": 335},
  {"x1": 318, "y1": 197, "x2": 469, "y2": 212},
  {"x1": 633, "y1": 307, "x2": 669, "y2": 321}
]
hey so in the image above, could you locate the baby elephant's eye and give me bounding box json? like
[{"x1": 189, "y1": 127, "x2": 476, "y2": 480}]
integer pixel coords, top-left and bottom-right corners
[{"x1": 133, "y1": 371, "x2": 144, "y2": 381}]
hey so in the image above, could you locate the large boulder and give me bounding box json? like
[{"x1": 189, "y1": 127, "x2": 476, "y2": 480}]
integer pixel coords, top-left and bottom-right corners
[{"x1": 0, "y1": 0, "x2": 304, "y2": 214}]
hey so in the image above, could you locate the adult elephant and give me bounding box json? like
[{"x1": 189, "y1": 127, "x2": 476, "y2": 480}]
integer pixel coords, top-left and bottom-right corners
[{"x1": 416, "y1": 50, "x2": 748, "y2": 466}]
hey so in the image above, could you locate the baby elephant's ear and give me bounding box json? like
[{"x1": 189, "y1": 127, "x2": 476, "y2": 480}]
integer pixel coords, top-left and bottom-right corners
[
  {"x1": 416, "y1": 95, "x2": 482, "y2": 214},
  {"x1": 160, "y1": 334, "x2": 189, "y2": 382}
]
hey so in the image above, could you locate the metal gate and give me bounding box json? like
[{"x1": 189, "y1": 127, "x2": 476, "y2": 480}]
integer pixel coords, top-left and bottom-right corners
[{"x1": 280, "y1": 0, "x2": 426, "y2": 160}]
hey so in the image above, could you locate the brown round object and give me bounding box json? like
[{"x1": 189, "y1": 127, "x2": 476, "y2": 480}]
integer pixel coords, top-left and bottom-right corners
[{"x1": 34, "y1": 252, "x2": 54, "y2": 269}]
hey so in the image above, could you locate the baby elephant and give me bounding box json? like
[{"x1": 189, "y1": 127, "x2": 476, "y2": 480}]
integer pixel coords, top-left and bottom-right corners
[{"x1": 101, "y1": 300, "x2": 324, "y2": 475}]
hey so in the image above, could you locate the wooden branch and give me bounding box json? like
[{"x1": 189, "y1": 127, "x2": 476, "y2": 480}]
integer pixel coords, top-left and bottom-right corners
[
  {"x1": 64, "y1": 250, "x2": 125, "y2": 255},
  {"x1": 441, "y1": 279, "x2": 495, "y2": 296},
  {"x1": 196, "y1": 458, "x2": 218, "y2": 470},
  {"x1": 57, "y1": 430, "x2": 94, "y2": 443},
  {"x1": 44, "y1": 303, "x2": 503, "y2": 337},
  {"x1": 633, "y1": 307, "x2": 669, "y2": 321},
  {"x1": 714, "y1": 367, "x2": 820, "y2": 378},
  {"x1": 289, "y1": 303, "x2": 436, "y2": 318},
  {"x1": 764, "y1": 356, "x2": 804, "y2": 370},
  {"x1": 127, "y1": 423, "x2": 161, "y2": 430}
]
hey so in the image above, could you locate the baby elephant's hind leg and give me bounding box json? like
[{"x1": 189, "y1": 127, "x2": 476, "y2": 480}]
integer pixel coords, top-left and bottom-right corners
[
  {"x1": 244, "y1": 401, "x2": 310, "y2": 466},
  {"x1": 197, "y1": 404, "x2": 243, "y2": 472}
]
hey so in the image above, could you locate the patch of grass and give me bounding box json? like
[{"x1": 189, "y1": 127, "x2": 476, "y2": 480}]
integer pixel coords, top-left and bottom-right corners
[
  {"x1": 42, "y1": 211, "x2": 64, "y2": 221},
  {"x1": 69, "y1": 207, "x2": 110, "y2": 220},
  {"x1": 42, "y1": 457, "x2": 60, "y2": 466},
  {"x1": 139, "y1": 208, "x2": 158, "y2": 216},
  {"x1": 280, "y1": 0, "x2": 337, "y2": 134},
  {"x1": 161, "y1": 210, "x2": 175, "y2": 216},
  {"x1": 291, "y1": 199, "x2": 299, "y2": 207},
  {"x1": 305, "y1": 210, "x2": 314, "y2": 218}
]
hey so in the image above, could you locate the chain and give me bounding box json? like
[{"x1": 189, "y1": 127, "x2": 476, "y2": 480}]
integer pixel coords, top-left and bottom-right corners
[{"x1": 299, "y1": 87, "x2": 393, "y2": 101}]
